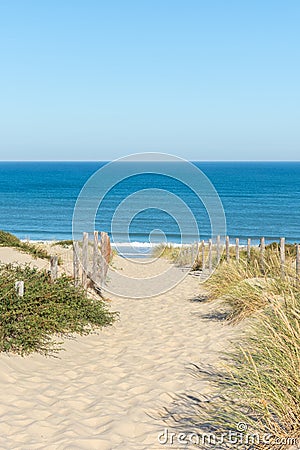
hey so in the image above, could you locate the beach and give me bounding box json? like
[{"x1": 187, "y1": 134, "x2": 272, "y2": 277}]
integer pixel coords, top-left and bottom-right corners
[
  {"x1": 1, "y1": 0, "x2": 299, "y2": 447},
  {"x1": 0, "y1": 246, "x2": 238, "y2": 449}
]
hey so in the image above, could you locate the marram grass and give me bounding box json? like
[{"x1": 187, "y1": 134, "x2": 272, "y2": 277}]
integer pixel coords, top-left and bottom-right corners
[
  {"x1": 205, "y1": 247, "x2": 297, "y2": 323},
  {"x1": 152, "y1": 243, "x2": 200, "y2": 267},
  {"x1": 190, "y1": 245, "x2": 300, "y2": 449},
  {"x1": 191, "y1": 294, "x2": 300, "y2": 449},
  {"x1": 152, "y1": 243, "x2": 180, "y2": 260}
]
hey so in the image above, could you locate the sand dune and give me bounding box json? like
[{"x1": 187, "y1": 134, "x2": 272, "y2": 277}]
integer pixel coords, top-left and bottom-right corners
[
  {"x1": 0, "y1": 247, "x2": 49, "y2": 270},
  {"x1": 0, "y1": 249, "x2": 237, "y2": 449}
]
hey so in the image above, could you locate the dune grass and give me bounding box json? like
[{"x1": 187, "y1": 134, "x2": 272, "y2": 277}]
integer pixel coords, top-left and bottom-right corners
[
  {"x1": 190, "y1": 244, "x2": 300, "y2": 449},
  {"x1": 152, "y1": 243, "x2": 180, "y2": 260},
  {"x1": 189, "y1": 290, "x2": 300, "y2": 449},
  {"x1": 152, "y1": 243, "x2": 200, "y2": 267},
  {"x1": 0, "y1": 230, "x2": 52, "y2": 261},
  {"x1": 52, "y1": 239, "x2": 73, "y2": 248},
  {"x1": 233, "y1": 292, "x2": 300, "y2": 448},
  {"x1": 0, "y1": 264, "x2": 117, "y2": 355},
  {"x1": 205, "y1": 246, "x2": 297, "y2": 322}
]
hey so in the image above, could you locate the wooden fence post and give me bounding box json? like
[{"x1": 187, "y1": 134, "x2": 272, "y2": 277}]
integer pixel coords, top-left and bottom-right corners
[
  {"x1": 191, "y1": 242, "x2": 198, "y2": 267},
  {"x1": 208, "y1": 239, "x2": 212, "y2": 273},
  {"x1": 190, "y1": 243, "x2": 194, "y2": 266},
  {"x1": 82, "y1": 232, "x2": 89, "y2": 289},
  {"x1": 296, "y1": 243, "x2": 299, "y2": 284},
  {"x1": 201, "y1": 240, "x2": 205, "y2": 271},
  {"x1": 247, "y1": 238, "x2": 251, "y2": 262},
  {"x1": 73, "y1": 241, "x2": 80, "y2": 287},
  {"x1": 50, "y1": 256, "x2": 58, "y2": 281},
  {"x1": 185, "y1": 246, "x2": 189, "y2": 265},
  {"x1": 194, "y1": 241, "x2": 199, "y2": 269},
  {"x1": 15, "y1": 280, "x2": 24, "y2": 297},
  {"x1": 280, "y1": 237, "x2": 285, "y2": 279},
  {"x1": 100, "y1": 232, "x2": 111, "y2": 282},
  {"x1": 216, "y1": 235, "x2": 221, "y2": 263},
  {"x1": 260, "y1": 237, "x2": 265, "y2": 273},
  {"x1": 93, "y1": 231, "x2": 99, "y2": 283},
  {"x1": 235, "y1": 238, "x2": 240, "y2": 263},
  {"x1": 226, "y1": 236, "x2": 230, "y2": 262}
]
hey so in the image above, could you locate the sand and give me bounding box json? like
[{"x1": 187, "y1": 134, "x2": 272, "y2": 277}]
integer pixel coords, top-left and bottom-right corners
[
  {"x1": 0, "y1": 248, "x2": 238, "y2": 450},
  {"x1": 0, "y1": 247, "x2": 49, "y2": 269}
]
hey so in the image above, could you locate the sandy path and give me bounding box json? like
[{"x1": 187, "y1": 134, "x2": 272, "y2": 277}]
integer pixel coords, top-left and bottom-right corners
[{"x1": 0, "y1": 252, "x2": 237, "y2": 450}]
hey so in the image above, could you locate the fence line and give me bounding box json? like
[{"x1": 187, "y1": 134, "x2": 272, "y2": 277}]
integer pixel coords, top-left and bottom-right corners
[
  {"x1": 15, "y1": 234, "x2": 300, "y2": 294},
  {"x1": 247, "y1": 238, "x2": 251, "y2": 261},
  {"x1": 73, "y1": 241, "x2": 80, "y2": 287},
  {"x1": 193, "y1": 235, "x2": 299, "y2": 281},
  {"x1": 82, "y1": 232, "x2": 89, "y2": 290},
  {"x1": 92, "y1": 230, "x2": 99, "y2": 285},
  {"x1": 78, "y1": 231, "x2": 111, "y2": 292},
  {"x1": 208, "y1": 239, "x2": 212, "y2": 273},
  {"x1": 201, "y1": 240, "x2": 205, "y2": 271},
  {"x1": 226, "y1": 236, "x2": 230, "y2": 262},
  {"x1": 67, "y1": 234, "x2": 300, "y2": 285}
]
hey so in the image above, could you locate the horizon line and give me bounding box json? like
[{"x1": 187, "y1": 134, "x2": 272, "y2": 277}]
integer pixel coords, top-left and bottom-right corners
[{"x1": 0, "y1": 159, "x2": 300, "y2": 163}]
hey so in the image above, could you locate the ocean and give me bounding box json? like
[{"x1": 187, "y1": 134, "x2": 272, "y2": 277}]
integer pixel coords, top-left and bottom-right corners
[{"x1": 0, "y1": 162, "x2": 299, "y2": 247}]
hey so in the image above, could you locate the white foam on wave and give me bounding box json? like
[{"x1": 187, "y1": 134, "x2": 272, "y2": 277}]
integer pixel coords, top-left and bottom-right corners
[
  {"x1": 111, "y1": 241, "x2": 184, "y2": 248},
  {"x1": 21, "y1": 239, "x2": 187, "y2": 248}
]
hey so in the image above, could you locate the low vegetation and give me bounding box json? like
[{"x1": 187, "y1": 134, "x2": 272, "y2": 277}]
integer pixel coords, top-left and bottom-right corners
[
  {"x1": 52, "y1": 239, "x2": 73, "y2": 248},
  {"x1": 189, "y1": 290, "x2": 300, "y2": 449},
  {"x1": 205, "y1": 245, "x2": 297, "y2": 322},
  {"x1": 152, "y1": 243, "x2": 198, "y2": 267},
  {"x1": 0, "y1": 264, "x2": 116, "y2": 355},
  {"x1": 152, "y1": 243, "x2": 180, "y2": 260},
  {"x1": 233, "y1": 293, "x2": 300, "y2": 448},
  {"x1": 189, "y1": 243, "x2": 300, "y2": 449},
  {"x1": 0, "y1": 230, "x2": 52, "y2": 261}
]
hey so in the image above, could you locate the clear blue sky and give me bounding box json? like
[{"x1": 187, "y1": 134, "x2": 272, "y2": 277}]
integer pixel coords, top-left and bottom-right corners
[{"x1": 0, "y1": 0, "x2": 299, "y2": 161}]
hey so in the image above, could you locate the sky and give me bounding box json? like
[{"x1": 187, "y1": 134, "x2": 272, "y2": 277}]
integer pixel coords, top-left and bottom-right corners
[{"x1": 0, "y1": 0, "x2": 299, "y2": 161}]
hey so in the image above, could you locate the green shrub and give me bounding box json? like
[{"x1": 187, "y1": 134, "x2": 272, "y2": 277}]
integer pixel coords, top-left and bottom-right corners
[
  {"x1": 0, "y1": 230, "x2": 21, "y2": 247},
  {"x1": 0, "y1": 264, "x2": 117, "y2": 355}
]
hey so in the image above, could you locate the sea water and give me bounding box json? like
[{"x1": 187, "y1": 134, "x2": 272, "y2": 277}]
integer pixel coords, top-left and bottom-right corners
[{"x1": 0, "y1": 162, "x2": 299, "y2": 250}]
